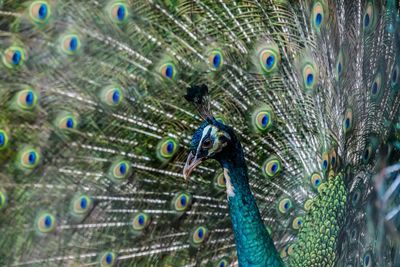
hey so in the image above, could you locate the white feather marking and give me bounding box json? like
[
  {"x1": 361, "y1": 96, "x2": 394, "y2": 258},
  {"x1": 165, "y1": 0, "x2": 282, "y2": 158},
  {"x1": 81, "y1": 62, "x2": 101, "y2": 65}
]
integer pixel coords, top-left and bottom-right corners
[{"x1": 224, "y1": 168, "x2": 235, "y2": 198}]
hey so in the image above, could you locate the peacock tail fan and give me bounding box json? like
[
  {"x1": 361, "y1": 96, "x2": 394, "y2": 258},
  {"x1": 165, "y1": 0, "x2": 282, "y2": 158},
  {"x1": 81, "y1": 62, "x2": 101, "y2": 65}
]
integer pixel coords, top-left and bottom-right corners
[{"x1": 0, "y1": 0, "x2": 399, "y2": 266}]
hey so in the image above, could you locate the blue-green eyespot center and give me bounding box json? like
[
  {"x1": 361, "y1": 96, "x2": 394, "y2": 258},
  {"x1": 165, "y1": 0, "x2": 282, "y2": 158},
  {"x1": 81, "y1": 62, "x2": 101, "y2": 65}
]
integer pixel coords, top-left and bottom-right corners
[
  {"x1": 72, "y1": 195, "x2": 92, "y2": 214},
  {"x1": 16, "y1": 89, "x2": 38, "y2": 110},
  {"x1": 132, "y1": 212, "x2": 149, "y2": 231},
  {"x1": 19, "y1": 148, "x2": 40, "y2": 169},
  {"x1": 174, "y1": 192, "x2": 191, "y2": 211},
  {"x1": 102, "y1": 87, "x2": 124, "y2": 106},
  {"x1": 0, "y1": 130, "x2": 9, "y2": 150},
  {"x1": 61, "y1": 34, "x2": 81, "y2": 55},
  {"x1": 36, "y1": 212, "x2": 56, "y2": 233},
  {"x1": 312, "y1": 2, "x2": 325, "y2": 29},
  {"x1": 110, "y1": 3, "x2": 128, "y2": 23},
  {"x1": 111, "y1": 160, "x2": 130, "y2": 179},
  {"x1": 259, "y1": 48, "x2": 279, "y2": 73},
  {"x1": 255, "y1": 110, "x2": 272, "y2": 131},
  {"x1": 263, "y1": 158, "x2": 281, "y2": 177},
  {"x1": 57, "y1": 113, "x2": 78, "y2": 130},
  {"x1": 3, "y1": 46, "x2": 26, "y2": 68},
  {"x1": 192, "y1": 226, "x2": 207, "y2": 243},
  {"x1": 208, "y1": 50, "x2": 224, "y2": 70},
  {"x1": 29, "y1": 1, "x2": 51, "y2": 23},
  {"x1": 100, "y1": 251, "x2": 116, "y2": 267},
  {"x1": 278, "y1": 198, "x2": 292, "y2": 214},
  {"x1": 158, "y1": 138, "x2": 178, "y2": 159},
  {"x1": 160, "y1": 63, "x2": 176, "y2": 79}
]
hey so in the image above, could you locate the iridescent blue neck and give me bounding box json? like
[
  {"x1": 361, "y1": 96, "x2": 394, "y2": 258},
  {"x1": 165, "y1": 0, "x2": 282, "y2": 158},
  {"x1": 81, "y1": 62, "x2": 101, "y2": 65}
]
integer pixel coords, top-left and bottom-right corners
[{"x1": 219, "y1": 143, "x2": 283, "y2": 267}]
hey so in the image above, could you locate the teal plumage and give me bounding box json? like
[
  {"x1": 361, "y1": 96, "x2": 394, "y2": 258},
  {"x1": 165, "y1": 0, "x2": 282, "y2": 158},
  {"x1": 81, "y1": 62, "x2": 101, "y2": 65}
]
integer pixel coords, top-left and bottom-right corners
[{"x1": 0, "y1": 0, "x2": 399, "y2": 266}]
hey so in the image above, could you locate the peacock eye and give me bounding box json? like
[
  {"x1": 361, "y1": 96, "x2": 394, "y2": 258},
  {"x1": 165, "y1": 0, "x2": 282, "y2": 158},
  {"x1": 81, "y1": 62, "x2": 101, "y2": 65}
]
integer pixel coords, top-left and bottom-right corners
[
  {"x1": 36, "y1": 212, "x2": 56, "y2": 234},
  {"x1": 190, "y1": 226, "x2": 208, "y2": 246},
  {"x1": 71, "y1": 194, "x2": 93, "y2": 216},
  {"x1": 160, "y1": 63, "x2": 176, "y2": 79},
  {"x1": 208, "y1": 49, "x2": 224, "y2": 70},
  {"x1": 173, "y1": 192, "x2": 192, "y2": 212},
  {"x1": 18, "y1": 147, "x2": 40, "y2": 169},
  {"x1": 61, "y1": 34, "x2": 81, "y2": 55},
  {"x1": 312, "y1": 2, "x2": 326, "y2": 31},
  {"x1": 0, "y1": 129, "x2": 10, "y2": 151},
  {"x1": 16, "y1": 89, "x2": 39, "y2": 110},
  {"x1": 302, "y1": 63, "x2": 317, "y2": 91},
  {"x1": 362, "y1": 251, "x2": 373, "y2": 267},
  {"x1": 132, "y1": 212, "x2": 150, "y2": 232},
  {"x1": 100, "y1": 251, "x2": 117, "y2": 267},
  {"x1": 109, "y1": 3, "x2": 129, "y2": 24},
  {"x1": 29, "y1": 1, "x2": 51, "y2": 24},
  {"x1": 2, "y1": 46, "x2": 26, "y2": 68},
  {"x1": 259, "y1": 48, "x2": 280, "y2": 73},
  {"x1": 202, "y1": 138, "x2": 212, "y2": 149}
]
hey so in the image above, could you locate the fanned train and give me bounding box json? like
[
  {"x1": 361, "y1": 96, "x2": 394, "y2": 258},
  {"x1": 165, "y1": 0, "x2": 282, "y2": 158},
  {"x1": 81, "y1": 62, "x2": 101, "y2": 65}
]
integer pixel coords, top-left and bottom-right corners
[{"x1": 0, "y1": 0, "x2": 400, "y2": 266}]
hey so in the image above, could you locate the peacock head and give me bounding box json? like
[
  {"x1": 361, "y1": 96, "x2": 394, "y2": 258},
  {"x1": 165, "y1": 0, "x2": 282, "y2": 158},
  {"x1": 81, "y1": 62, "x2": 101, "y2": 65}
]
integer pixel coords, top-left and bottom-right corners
[{"x1": 183, "y1": 117, "x2": 235, "y2": 180}]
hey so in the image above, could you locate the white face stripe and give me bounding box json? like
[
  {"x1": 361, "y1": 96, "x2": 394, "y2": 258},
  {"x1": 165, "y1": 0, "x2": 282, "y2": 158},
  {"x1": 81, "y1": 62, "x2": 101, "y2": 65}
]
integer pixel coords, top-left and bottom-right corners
[{"x1": 195, "y1": 125, "x2": 218, "y2": 157}]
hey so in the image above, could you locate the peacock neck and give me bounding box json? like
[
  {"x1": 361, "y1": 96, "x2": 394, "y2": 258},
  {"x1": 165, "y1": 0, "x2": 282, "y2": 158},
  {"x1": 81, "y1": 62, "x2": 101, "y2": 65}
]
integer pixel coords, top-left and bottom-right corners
[{"x1": 219, "y1": 143, "x2": 284, "y2": 267}]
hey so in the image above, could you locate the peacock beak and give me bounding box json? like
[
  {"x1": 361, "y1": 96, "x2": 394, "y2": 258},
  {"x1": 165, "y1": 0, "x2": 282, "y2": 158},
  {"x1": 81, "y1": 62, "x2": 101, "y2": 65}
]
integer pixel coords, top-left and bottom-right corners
[{"x1": 183, "y1": 151, "x2": 203, "y2": 180}]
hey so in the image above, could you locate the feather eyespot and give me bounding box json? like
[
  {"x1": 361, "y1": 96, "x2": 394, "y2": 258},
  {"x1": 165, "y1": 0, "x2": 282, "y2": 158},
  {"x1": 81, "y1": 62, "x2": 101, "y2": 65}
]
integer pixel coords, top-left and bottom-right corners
[
  {"x1": 132, "y1": 212, "x2": 150, "y2": 232},
  {"x1": 214, "y1": 171, "x2": 226, "y2": 190},
  {"x1": 336, "y1": 50, "x2": 344, "y2": 80},
  {"x1": 71, "y1": 195, "x2": 92, "y2": 215},
  {"x1": 330, "y1": 149, "x2": 337, "y2": 169},
  {"x1": 110, "y1": 160, "x2": 131, "y2": 180},
  {"x1": 391, "y1": 63, "x2": 399, "y2": 90},
  {"x1": 351, "y1": 190, "x2": 361, "y2": 206},
  {"x1": 0, "y1": 191, "x2": 7, "y2": 210},
  {"x1": 29, "y1": 1, "x2": 51, "y2": 23},
  {"x1": 278, "y1": 198, "x2": 292, "y2": 214},
  {"x1": 61, "y1": 34, "x2": 81, "y2": 55},
  {"x1": 57, "y1": 113, "x2": 78, "y2": 130},
  {"x1": 100, "y1": 252, "x2": 116, "y2": 267},
  {"x1": 19, "y1": 147, "x2": 40, "y2": 169},
  {"x1": 101, "y1": 86, "x2": 124, "y2": 106},
  {"x1": 2, "y1": 46, "x2": 26, "y2": 68},
  {"x1": 310, "y1": 172, "x2": 322, "y2": 189},
  {"x1": 157, "y1": 138, "x2": 178, "y2": 159},
  {"x1": 215, "y1": 259, "x2": 229, "y2": 267},
  {"x1": 302, "y1": 63, "x2": 317, "y2": 90},
  {"x1": 259, "y1": 48, "x2": 280, "y2": 73},
  {"x1": 109, "y1": 3, "x2": 128, "y2": 24},
  {"x1": 0, "y1": 129, "x2": 10, "y2": 151},
  {"x1": 292, "y1": 216, "x2": 303, "y2": 230},
  {"x1": 173, "y1": 192, "x2": 192, "y2": 212},
  {"x1": 36, "y1": 212, "x2": 56, "y2": 234},
  {"x1": 362, "y1": 251, "x2": 373, "y2": 267},
  {"x1": 160, "y1": 63, "x2": 176, "y2": 79},
  {"x1": 208, "y1": 50, "x2": 223, "y2": 70},
  {"x1": 363, "y1": 2, "x2": 376, "y2": 32},
  {"x1": 16, "y1": 89, "x2": 38, "y2": 110},
  {"x1": 191, "y1": 226, "x2": 208, "y2": 245},
  {"x1": 321, "y1": 151, "x2": 330, "y2": 172},
  {"x1": 343, "y1": 108, "x2": 353, "y2": 134},
  {"x1": 363, "y1": 145, "x2": 372, "y2": 163},
  {"x1": 370, "y1": 74, "x2": 382, "y2": 100},
  {"x1": 255, "y1": 111, "x2": 272, "y2": 131},
  {"x1": 263, "y1": 157, "x2": 282, "y2": 177},
  {"x1": 312, "y1": 2, "x2": 325, "y2": 30}
]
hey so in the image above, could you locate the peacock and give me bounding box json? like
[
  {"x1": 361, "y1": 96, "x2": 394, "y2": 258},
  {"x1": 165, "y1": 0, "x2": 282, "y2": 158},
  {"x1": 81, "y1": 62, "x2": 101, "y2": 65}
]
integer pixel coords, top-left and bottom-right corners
[{"x1": 0, "y1": 0, "x2": 400, "y2": 266}]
